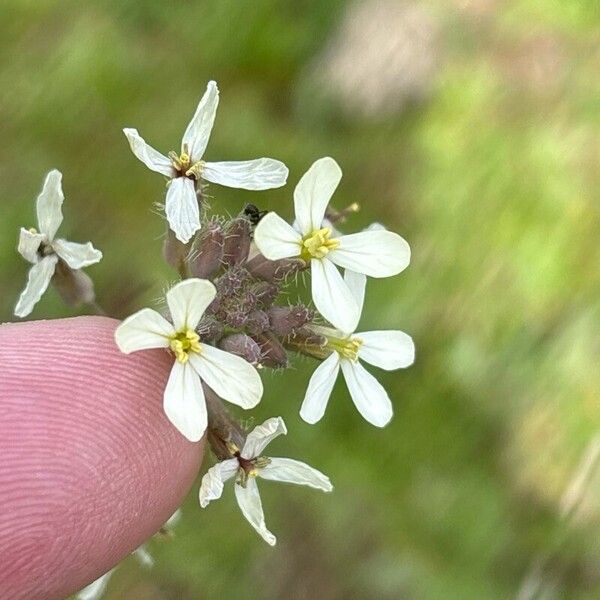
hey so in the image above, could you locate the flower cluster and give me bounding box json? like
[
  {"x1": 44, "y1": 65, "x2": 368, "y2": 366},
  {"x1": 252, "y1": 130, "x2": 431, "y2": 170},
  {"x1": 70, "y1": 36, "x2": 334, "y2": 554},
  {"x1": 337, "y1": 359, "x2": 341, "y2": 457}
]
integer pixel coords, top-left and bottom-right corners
[{"x1": 13, "y1": 80, "x2": 414, "y2": 570}]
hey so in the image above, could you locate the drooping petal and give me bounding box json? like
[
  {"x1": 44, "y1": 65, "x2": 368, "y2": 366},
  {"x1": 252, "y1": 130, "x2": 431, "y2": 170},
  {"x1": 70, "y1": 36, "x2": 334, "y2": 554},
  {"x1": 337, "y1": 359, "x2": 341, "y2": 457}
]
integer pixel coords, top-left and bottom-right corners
[
  {"x1": 123, "y1": 128, "x2": 174, "y2": 177},
  {"x1": 198, "y1": 459, "x2": 238, "y2": 508},
  {"x1": 300, "y1": 352, "x2": 340, "y2": 424},
  {"x1": 311, "y1": 258, "x2": 360, "y2": 334},
  {"x1": 14, "y1": 255, "x2": 58, "y2": 318},
  {"x1": 294, "y1": 157, "x2": 342, "y2": 235},
  {"x1": 75, "y1": 569, "x2": 115, "y2": 600},
  {"x1": 163, "y1": 361, "x2": 207, "y2": 442},
  {"x1": 241, "y1": 416, "x2": 287, "y2": 459},
  {"x1": 343, "y1": 269, "x2": 367, "y2": 314},
  {"x1": 52, "y1": 239, "x2": 102, "y2": 269},
  {"x1": 260, "y1": 457, "x2": 333, "y2": 492},
  {"x1": 202, "y1": 158, "x2": 288, "y2": 190},
  {"x1": 114, "y1": 308, "x2": 174, "y2": 353},
  {"x1": 165, "y1": 177, "x2": 200, "y2": 244},
  {"x1": 234, "y1": 478, "x2": 276, "y2": 546},
  {"x1": 189, "y1": 345, "x2": 263, "y2": 409},
  {"x1": 253, "y1": 212, "x2": 302, "y2": 260},
  {"x1": 17, "y1": 227, "x2": 45, "y2": 264},
  {"x1": 166, "y1": 278, "x2": 216, "y2": 331},
  {"x1": 328, "y1": 230, "x2": 410, "y2": 277},
  {"x1": 356, "y1": 330, "x2": 415, "y2": 371},
  {"x1": 340, "y1": 360, "x2": 393, "y2": 427},
  {"x1": 36, "y1": 169, "x2": 64, "y2": 241},
  {"x1": 182, "y1": 80, "x2": 219, "y2": 161}
]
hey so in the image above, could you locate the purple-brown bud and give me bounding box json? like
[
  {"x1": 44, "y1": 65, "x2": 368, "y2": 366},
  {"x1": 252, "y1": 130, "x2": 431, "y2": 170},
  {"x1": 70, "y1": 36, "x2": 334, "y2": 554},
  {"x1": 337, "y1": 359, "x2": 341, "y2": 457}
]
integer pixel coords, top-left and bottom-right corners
[
  {"x1": 252, "y1": 281, "x2": 279, "y2": 308},
  {"x1": 219, "y1": 333, "x2": 262, "y2": 365},
  {"x1": 268, "y1": 305, "x2": 313, "y2": 337},
  {"x1": 52, "y1": 261, "x2": 96, "y2": 307},
  {"x1": 222, "y1": 217, "x2": 252, "y2": 267},
  {"x1": 196, "y1": 315, "x2": 224, "y2": 342},
  {"x1": 246, "y1": 255, "x2": 305, "y2": 282},
  {"x1": 253, "y1": 332, "x2": 289, "y2": 369},
  {"x1": 163, "y1": 227, "x2": 192, "y2": 274},
  {"x1": 189, "y1": 219, "x2": 224, "y2": 278},
  {"x1": 246, "y1": 310, "x2": 270, "y2": 335}
]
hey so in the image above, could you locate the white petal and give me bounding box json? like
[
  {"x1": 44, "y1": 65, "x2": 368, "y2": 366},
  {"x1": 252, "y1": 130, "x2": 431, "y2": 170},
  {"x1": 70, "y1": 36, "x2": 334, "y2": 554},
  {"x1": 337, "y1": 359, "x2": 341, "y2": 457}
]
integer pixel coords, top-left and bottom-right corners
[
  {"x1": 182, "y1": 80, "x2": 219, "y2": 161},
  {"x1": 300, "y1": 352, "x2": 340, "y2": 424},
  {"x1": 163, "y1": 361, "x2": 207, "y2": 442},
  {"x1": 198, "y1": 459, "x2": 238, "y2": 508},
  {"x1": 114, "y1": 308, "x2": 174, "y2": 353},
  {"x1": 36, "y1": 169, "x2": 64, "y2": 240},
  {"x1": 133, "y1": 545, "x2": 154, "y2": 568},
  {"x1": 357, "y1": 330, "x2": 415, "y2": 371},
  {"x1": 14, "y1": 255, "x2": 58, "y2": 318},
  {"x1": 17, "y1": 227, "x2": 45, "y2": 264},
  {"x1": 202, "y1": 158, "x2": 288, "y2": 190},
  {"x1": 253, "y1": 211, "x2": 301, "y2": 260},
  {"x1": 189, "y1": 345, "x2": 263, "y2": 409},
  {"x1": 234, "y1": 478, "x2": 276, "y2": 546},
  {"x1": 343, "y1": 269, "x2": 366, "y2": 314},
  {"x1": 52, "y1": 239, "x2": 102, "y2": 269},
  {"x1": 329, "y1": 230, "x2": 410, "y2": 277},
  {"x1": 165, "y1": 177, "x2": 200, "y2": 244},
  {"x1": 260, "y1": 457, "x2": 333, "y2": 492},
  {"x1": 123, "y1": 128, "x2": 174, "y2": 177},
  {"x1": 340, "y1": 360, "x2": 393, "y2": 427},
  {"x1": 166, "y1": 278, "x2": 216, "y2": 331},
  {"x1": 241, "y1": 417, "x2": 287, "y2": 459},
  {"x1": 294, "y1": 157, "x2": 342, "y2": 235},
  {"x1": 75, "y1": 570, "x2": 115, "y2": 600},
  {"x1": 311, "y1": 258, "x2": 360, "y2": 334}
]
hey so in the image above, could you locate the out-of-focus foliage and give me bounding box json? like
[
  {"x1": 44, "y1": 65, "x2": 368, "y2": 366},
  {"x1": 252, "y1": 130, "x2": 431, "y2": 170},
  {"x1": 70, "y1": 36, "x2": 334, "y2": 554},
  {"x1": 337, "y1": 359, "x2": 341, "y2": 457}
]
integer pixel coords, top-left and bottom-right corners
[{"x1": 1, "y1": 1, "x2": 599, "y2": 598}]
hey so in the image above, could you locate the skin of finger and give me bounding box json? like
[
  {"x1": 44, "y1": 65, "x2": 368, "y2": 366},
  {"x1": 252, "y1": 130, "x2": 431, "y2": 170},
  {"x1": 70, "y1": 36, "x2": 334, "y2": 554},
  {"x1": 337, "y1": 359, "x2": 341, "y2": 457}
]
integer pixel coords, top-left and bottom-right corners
[{"x1": 0, "y1": 317, "x2": 204, "y2": 600}]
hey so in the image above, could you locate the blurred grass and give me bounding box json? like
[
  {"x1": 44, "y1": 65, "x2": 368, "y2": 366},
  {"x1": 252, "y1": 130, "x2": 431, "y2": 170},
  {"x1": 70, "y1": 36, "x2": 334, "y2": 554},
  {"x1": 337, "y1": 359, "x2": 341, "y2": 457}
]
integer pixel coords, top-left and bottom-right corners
[{"x1": 1, "y1": 1, "x2": 600, "y2": 598}]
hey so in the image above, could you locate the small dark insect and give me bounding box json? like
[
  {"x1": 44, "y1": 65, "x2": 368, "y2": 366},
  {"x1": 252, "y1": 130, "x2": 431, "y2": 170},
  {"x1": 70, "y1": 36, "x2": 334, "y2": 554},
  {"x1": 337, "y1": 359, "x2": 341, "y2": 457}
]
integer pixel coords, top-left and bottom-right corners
[{"x1": 243, "y1": 203, "x2": 269, "y2": 226}]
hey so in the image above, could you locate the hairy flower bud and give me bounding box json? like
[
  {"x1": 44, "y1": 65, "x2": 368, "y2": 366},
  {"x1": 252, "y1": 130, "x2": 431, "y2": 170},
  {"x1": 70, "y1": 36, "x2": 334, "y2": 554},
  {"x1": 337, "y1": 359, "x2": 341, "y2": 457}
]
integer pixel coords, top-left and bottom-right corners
[
  {"x1": 246, "y1": 255, "x2": 305, "y2": 282},
  {"x1": 189, "y1": 219, "x2": 224, "y2": 278},
  {"x1": 197, "y1": 315, "x2": 224, "y2": 342},
  {"x1": 254, "y1": 332, "x2": 289, "y2": 369},
  {"x1": 252, "y1": 281, "x2": 279, "y2": 309},
  {"x1": 268, "y1": 305, "x2": 313, "y2": 337},
  {"x1": 52, "y1": 261, "x2": 96, "y2": 307},
  {"x1": 222, "y1": 217, "x2": 252, "y2": 267},
  {"x1": 219, "y1": 333, "x2": 262, "y2": 365},
  {"x1": 246, "y1": 310, "x2": 270, "y2": 335},
  {"x1": 163, "y1": 227, "x2": 192, "y2": 274}
]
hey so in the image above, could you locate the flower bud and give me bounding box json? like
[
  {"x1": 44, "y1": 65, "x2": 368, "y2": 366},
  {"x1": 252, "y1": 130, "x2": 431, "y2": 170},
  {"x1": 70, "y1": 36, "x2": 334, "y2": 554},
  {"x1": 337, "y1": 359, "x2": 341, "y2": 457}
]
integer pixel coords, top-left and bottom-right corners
[
  {"x1": 253, "y1": 332, "x2": 289, "y2": 369},
  {"x1": 197, "y1": 315, "x2": 224, "y2": 341},
  {"x1": 162, "y1": 227, "x2": 192, "y2": 273},
  {"x1": 219, "y1": 333, "x2": 262, "y2": 365},
  {"x1": 189, "y1": 219, "x2": 224, "y2": 278},
  {"x1": 222, "y1": 217, "x2": 252, "y2": 267},
  {"x1": 268, "y1": 305, "x2": 313, "y2": 337},
  {"x1": 52, "y1": 261, "x2": 96, "y2": 307},
  {"x1": 252, "y1": 281, "x2": 279, "y2": 308},
  {"x1": 246, "y1": 310, "x2": 269, "y2": 335},
  {"x1": 246, "y1": 255, "x2": 305, "y2": 282}
]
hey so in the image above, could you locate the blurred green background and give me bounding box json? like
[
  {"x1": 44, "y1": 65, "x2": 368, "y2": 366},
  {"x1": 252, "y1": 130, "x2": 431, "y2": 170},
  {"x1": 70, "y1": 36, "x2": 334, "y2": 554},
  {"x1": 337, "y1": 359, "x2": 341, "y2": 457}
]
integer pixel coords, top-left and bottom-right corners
[{"x1": 2, "y1": 1, "x2": 600, "y2": 598}]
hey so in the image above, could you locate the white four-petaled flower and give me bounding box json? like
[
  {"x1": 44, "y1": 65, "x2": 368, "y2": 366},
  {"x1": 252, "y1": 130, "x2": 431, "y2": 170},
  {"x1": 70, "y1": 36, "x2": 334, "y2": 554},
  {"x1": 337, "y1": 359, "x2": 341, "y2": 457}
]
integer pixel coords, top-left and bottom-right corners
[
  {"x1": 300, "y1": 270, "x2": 415, "y2": 427},
  {"x1": 124, "y1": 80, "x2": 289, "y2": 244},
  {"x1": 14, "y1": 170, "x2": 103, "y2": 318},
  {"x1": 253, "y1": 157, "x2": 410, "y2": 332},
  {"x1": 115, "y1": 278, "x2": 263, "y2": 441},
  {"x1": 199, "y1": 416, "x2": 332, "y2": 545}
]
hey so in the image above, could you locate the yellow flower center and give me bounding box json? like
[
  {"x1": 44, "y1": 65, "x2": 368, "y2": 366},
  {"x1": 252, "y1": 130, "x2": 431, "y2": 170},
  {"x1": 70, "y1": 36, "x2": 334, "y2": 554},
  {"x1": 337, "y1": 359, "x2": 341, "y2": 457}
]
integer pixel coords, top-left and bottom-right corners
[
  {"x1": 169, "y1": 145, "x2": 204, "y2": 179},
  {"x1": 327, "y1": 336, "x2": 362, "y2": 361},
  {"x1": 169, "y1": 328, "x2": 202, "y2": 364},
  {"x1": 300, "y1": 227, "x2": 340, "y2": 261}
]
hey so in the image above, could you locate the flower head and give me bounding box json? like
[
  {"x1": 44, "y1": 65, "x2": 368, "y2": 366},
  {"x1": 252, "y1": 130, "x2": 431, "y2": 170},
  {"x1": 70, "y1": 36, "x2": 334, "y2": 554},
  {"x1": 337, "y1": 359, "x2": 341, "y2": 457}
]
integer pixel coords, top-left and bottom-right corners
[
  {"x1": 300, "y1": 270, "x2": 415, "y2": 427},
  {"x1": 199, "y1": 416, "x2": 333, "y2": 545},
  {"x1": 253, "y1": 157, "x2": 410, "y2": 332},
  {"x1": 115, "y1": 278, "x2": 264, "y2": 441},
  {"x1": 14, "y1": 170, "x2": 103, "y2": 318},
  {"x1": 124, "y1": 81, "x2": 289, "y2": 244}
]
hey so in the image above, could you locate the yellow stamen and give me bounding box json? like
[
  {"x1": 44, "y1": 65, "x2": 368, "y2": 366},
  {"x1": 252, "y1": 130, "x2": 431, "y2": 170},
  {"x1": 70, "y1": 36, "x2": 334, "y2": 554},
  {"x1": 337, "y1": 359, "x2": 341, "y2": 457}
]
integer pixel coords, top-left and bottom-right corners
[
  {"x1": 327, "y1": 336, "x2": 362, "y2": 361},
  {"x1": 169, "y1": 328, "x2": 202, "y2": 364},
  {"x1": 169, "y1": 145, "x2": 204, "y2": 180},
  {"x1": 300, "y1": 227, "x2": 340, "y2": 261}
]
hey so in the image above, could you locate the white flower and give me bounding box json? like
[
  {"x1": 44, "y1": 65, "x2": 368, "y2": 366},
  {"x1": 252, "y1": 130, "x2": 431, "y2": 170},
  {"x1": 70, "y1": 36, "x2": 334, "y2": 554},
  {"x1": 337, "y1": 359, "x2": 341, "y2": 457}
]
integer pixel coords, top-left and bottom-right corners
[
  {"x1": 253, "y1": 157, "x2": 410, "y2": 332},
  {"x1": 14, "y1": 170, "x2": 103, "y2": 318},
  {"x1": 124, "y1": 80, "x2": 289, "y2": 244},
  {"x1": 115, "y1": 278, "x2": 263, "y2": 441},
  {"x1": 199, "y1": 417, "x2": 332, "y2": 545},
  {"x1": 300, "y1": 270, "x2": 414, "y2": 427}
]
